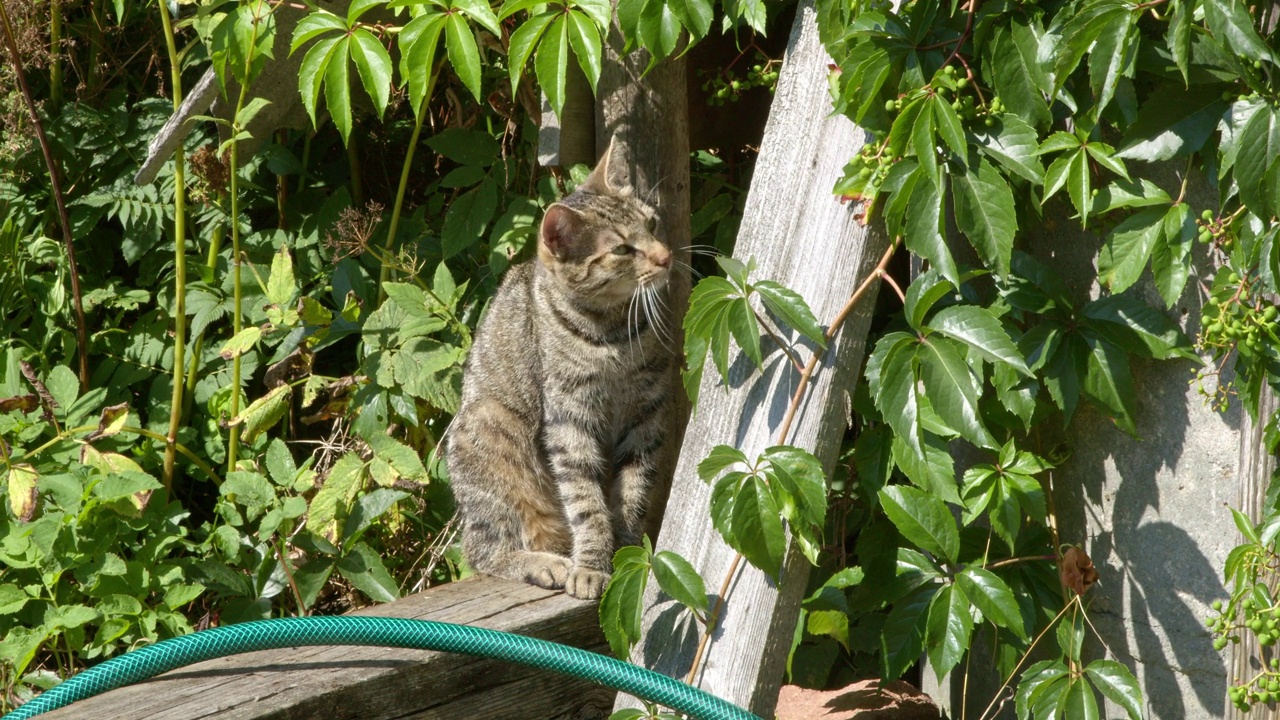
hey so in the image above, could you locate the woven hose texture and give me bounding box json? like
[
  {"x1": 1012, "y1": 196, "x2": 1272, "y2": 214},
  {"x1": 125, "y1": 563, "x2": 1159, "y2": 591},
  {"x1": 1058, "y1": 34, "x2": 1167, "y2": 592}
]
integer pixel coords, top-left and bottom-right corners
[{"x1": 1, "y1": 616, "x2": 761, "y2": 720}]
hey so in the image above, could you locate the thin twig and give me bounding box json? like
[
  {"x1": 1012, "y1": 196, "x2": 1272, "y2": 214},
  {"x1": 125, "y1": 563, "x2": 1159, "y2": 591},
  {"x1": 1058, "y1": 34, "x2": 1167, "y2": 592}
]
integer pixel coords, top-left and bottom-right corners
[
  {"x1": 983, "y1": 554, "x2": 1056, "y2": 571},
  {"x1": 753, "y1": 308, "x2": 805, "y2": 372},
  {"x1": 684, "y1": 553, "x2": 743, "y2": 685},
  {"x1": 975, "y1": 597, "x2": 1079, "y2": 720},
  {"x1": 274, "y1": 537, "x2": 309, "y2": 616},
  {"x1": 0, "y1": 1, "x2": 90, "y2": 391}
]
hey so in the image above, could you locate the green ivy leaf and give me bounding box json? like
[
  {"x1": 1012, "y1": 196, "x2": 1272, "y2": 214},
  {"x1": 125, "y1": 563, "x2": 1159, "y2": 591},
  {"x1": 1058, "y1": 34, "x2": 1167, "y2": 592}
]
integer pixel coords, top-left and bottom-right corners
[
  {"x1": 905, "y1": 169, "x2": 959, "y2": 287},
  {"x1": 599, "y1": 544, "x2": 651, "y2": 661},
  {"x1": 1064, "y1": 677, "x2": 1100, "y2": 720},
  {"x1": 1115, "y1": 84, "x2": 1228, "y2": 162},
  {"x1": 290, "y1": 11, "x2": 345, "y2": 54},
  {"x1": 652, "y1": 551, "x2": 708, "y2": 614},
  {"x1": 229, "y1": 384, "x2": 291, "y2": 443},
  {"x1": 508, "y1": 11, "x2": 557, "y2": 94},
  {"x1": 536, "y1": 15, "x2": 570, "y2": 117},
  {"x1": 955, "y1": 567, "x2": 1028, "y2": 640},
  {"x1": 926, "y1": 583, "x2": 972, "y2": 681},
  {"x1": 349, "y1": 28, "x2": 393, "y2": 120},
  {"x1": 728, "y1": 475, "x2": 786, "y2": 576},
  {"x1": 445, "y1": 13, "x2": 483, "y2": 102},
  {"x1": 873, "y1": 336, "x2": 924, "y2": 455},
  {"x1": 402, "y1": 13, "x2": 447, "y2": 116},
  {"x1": 1084, "y1": 660, "x2": 1144, "y2": 720},
  {"x1": 669, "y1": 0, "x2": 714, "y2": 40},
  {"x1": 1082, "y1": 331, "x2": 1138, "y2": 436},
  {"x1": 972, "y1": 115, "x2": 1045, "y2": 184},
  {"x1": 928, "y1": 305, "x2": 1032, "y2": 377},
  {"x1": 878, "y1": 486, "x2": 959, "y2": 563},
  {"x1": 989, "y1": 23, "x2": 1051, "y2": 128},
  {"x1": 442, "y1": 178, "x2": 499, "y2": 259},
  {"x1": 697, "y1": 444, "x2": 750, "y2": 482},
  {"x1": 566, "y1": 9, "x2": 602, "y2": 92},
  {"x1": 951, "y1": 157, "x2": 1016, "y2": 276},
  {"x1": 1080, "y1": 293, "x2": 1197, "y2": 361},
  {"x1": 298, "y1": 37, "x2": 342, "y2": 129},
  {"x1": 918, "y1": 336, "x2": 995, "y2": 449},
  {"x1": 753, "y1": 280, "x2": 826, "y2": 348},
  {"x1": 324, "y1": 36, "x2": 353, "y2": 143},
  {"x1": 891, "y1": 432, "x2": 959, "y2": 505},
  {"x1": 1235, "y1": 105, "x2": 1280, "y2": 222},
  {"x1": 1087, "y1": 9, "x2": 1135, "y2": 117},
  {"x1": 1151, "y1": 202, "x2": 1194, "y2": 307},
  {"x1": 881, "y1": 585, "x2": 935, "y2": 680},
  {"x1": 1204, "y1": 0, "x2": 1278, "y2": 67},
  {"x1": 337, "y1": 541, "x2": 400, "y2": 602}
]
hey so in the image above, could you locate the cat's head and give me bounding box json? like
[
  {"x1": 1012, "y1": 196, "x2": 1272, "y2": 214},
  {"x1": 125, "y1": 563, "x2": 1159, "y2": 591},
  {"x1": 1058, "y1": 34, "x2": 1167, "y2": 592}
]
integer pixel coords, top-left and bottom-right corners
[{"x1": 536, "y1": 140, "x2": 672, "y2": 306}]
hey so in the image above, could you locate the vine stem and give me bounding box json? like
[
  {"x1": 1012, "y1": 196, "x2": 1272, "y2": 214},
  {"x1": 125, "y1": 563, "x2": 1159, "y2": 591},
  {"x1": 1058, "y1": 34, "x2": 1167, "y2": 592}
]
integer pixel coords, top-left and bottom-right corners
[
  {"x1": 274, "y1": 536, "x2": 308, "y2": 616},
  {"x1": 753, "y1": 307, "x2": 805, "y2": 372},
  {"x1": 157, "y1": 0, "x2": 189, "y2": 492},
  {"x1": 983, "y1": 553, "x2": 1056, "y2": 571},
  {"x1": 0, "y1": 0, "x2": 91, "y2": 392},
  {"x1": 975, "y1": 596, "x2": 1079, "y2": 720},
  {"x1": 378, "y1": 61, "x2": 443, "y2": 301},
  {"x1": 684, "y1": 236, "x2": 902, "y2": 686}
]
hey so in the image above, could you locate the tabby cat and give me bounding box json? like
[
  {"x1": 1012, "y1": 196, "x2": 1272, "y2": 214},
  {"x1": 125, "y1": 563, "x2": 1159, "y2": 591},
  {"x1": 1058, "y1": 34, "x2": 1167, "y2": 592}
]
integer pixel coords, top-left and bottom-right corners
[{"x1": 447, "y1": 142, "x2": 675, "y2": 600}]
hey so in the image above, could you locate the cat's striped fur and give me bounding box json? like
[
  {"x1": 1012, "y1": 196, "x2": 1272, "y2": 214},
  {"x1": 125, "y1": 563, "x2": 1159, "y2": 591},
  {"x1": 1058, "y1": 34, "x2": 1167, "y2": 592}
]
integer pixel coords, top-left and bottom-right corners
[{"x1": 447, "y1": 142, "x2": 674, "y2": 599}]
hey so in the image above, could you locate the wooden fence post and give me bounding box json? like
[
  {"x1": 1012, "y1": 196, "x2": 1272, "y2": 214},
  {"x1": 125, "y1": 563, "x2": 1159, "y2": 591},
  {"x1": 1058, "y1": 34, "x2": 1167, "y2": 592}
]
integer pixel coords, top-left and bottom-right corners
[{"x1": 615, "y1": 2, "x2": 891, "y2": 715}]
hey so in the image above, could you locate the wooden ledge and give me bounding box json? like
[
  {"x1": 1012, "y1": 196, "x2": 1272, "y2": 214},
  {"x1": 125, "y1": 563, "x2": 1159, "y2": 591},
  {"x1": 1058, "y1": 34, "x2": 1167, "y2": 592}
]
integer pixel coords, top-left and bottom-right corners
[{"x1": 41, "y1": 578, "x2": 614, "y2": 720}]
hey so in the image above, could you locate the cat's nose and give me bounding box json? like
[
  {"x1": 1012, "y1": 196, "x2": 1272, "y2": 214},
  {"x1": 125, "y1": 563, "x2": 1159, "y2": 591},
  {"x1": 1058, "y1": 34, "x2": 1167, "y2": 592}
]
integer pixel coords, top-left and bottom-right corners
[{"x1": 655, "y1": 249, "x2": 672, "y2": 268}]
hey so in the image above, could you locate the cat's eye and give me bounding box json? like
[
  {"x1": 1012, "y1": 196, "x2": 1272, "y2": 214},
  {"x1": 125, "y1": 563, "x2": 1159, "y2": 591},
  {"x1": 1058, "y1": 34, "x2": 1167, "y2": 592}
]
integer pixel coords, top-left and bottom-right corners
[
  {"x1": 645, "y1": 217, "x2": 657, "y2": 232},
  {"x1": 612, "y1": 244, "x2": 635, "y2": 256}
]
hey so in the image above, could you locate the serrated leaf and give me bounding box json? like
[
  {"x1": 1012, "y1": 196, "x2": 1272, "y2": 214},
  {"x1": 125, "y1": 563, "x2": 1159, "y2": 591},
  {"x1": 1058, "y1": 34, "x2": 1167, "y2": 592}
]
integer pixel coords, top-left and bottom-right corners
[
  {"x1": 445, "y1": 13, "x2": 483, "y2": 102},
  {"x1": 507, "y1": 10, "x2": 556, "y2": 93},
  {"x1": 956, "y1": 567, "x2": 1027, "y2": 639},
  {"x1": 1235, "y1": 105, "x2": 1280, "y2": 221},
  {"x1": 442, "y1": 178, "x2": 498, "y2": 259},
  {"x1": 536, "y1": 15, "x2": 569, "y2": 117},
  {"x1": 454, "y1": 0, "x2": 502, "y2": 35},
  {"x1": 1115, "y1": 84, "x2": 1228, "y2": 161},
  {"x1": 307, "y1": 454, "x2": 366, "y2": 545},
  {"x1": 366, "y1": 433, "x2": 429, "y2": 484},
  {"x1": 652, "y1": 551, "x2": 708, "y2": 614},
  {"x1": 1082, "y1": 331, "x2": 1137, "y2": 436},
  {"x1": 1097, "y1": 206, "x2": 1166, "y2": 293},
  {"x1": 753, "y1": 281, "x2": 826, "y2": 348},
  {"x1": 972, "y1": 115, "x2": 1045, "y2": 184},
  {"x1": 600, "y1": 552, "x2": 650, "y2": 661},
  {"x1": 669, "y1": 0, "x2": 713, "y2": 39},
  {"x1": 1084, "y1": 660, "x2": 1143, "y2": 720},
  {"x1": 1088, "y1": 9, "x2": 1135, "y2": 117},
  {"x1": 1204, "y1": 0, "x2": 1278, "y2": 67},
  {"x1": 228, "y1": 384, "x2": 291, "y2": 442},
  {"x1": 990, "y1": 24, "x2": 1051, "y2": 128},
  {"x1": 1081, "y1": 293, "x2": 1196, "y2": 360},
  {"x1": 566, "y1": 9, "x2": 602, "y2": 91},
  {"x1": 325, "y1": 36, "x2": 353, "y2": 143},
  {"x1": 905, "y1": 171, "x2": 959, "y2": 287},
  {"x1": 891, "y1": 432, "x2": 959, "y2": 505},
  {"x1": 1064, "y1": 677, "x2": 1100, "y2": 720},
  {"x1": 875, "y1": 339, "x2": 924, "y2": 455},
  {"x1": 403, "y1": 13, "x2": 447, "y2": 115},
  {"x1": 290, "y1": 11, "x2": 345, "y2": 54},
  {"x1": 881, "y1": 585, "x2": 935, "y2": 680},
  {"x1": 697, "y1": 445, "x2": 749, "y2": 481},
  {"x1": 918, "y1": 337, "x2": 994, "y2": 449},
  {"x1": 337, "y1": 542, "x2": 400, "y2": 602},
  {"x1": 726, "y1": 297, "x2": 762, "y2": 370},
  {"x1": 928, "y1": 305, "x2": 1031, "y2": 376},
  {"x1": 764, "y1": 445, "x2": 828, "y2": 532},
  {"x1": 1151, "y1": 204, "x2": 1193, "y2": 307},
  {"x1": 878, "y1": 486, "x2": 959, "y2": 563},
  {"x1": 926, "y1": 583, "x2": 972, "y2": 681},
  {"x1": 951, "y1": 157, "x2": 1016, "y2": 276},
  {"x1": 350, "y1": 28, "x2": 393, "y2": 119},
  {"x1": 728, "y1": 475, "x2": 786, "y2": 576},
  {"x1": 7, "y1": 464, "x2": 38, "y2": 521}
]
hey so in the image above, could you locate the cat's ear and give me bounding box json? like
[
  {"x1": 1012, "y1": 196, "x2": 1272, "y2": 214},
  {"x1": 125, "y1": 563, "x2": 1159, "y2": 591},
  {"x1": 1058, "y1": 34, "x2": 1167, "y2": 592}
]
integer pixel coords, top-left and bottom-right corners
[
  {"x1": 580, "y1": 137, "x2": 620, "y2": 195},
  {"x1": 539, "y1": 203, "x2": 585, "y2": 260}
]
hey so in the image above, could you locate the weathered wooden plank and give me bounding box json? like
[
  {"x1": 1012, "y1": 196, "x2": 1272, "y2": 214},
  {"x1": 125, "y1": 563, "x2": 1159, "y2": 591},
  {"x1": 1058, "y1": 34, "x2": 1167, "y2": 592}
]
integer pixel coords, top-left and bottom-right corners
[
  {"x1": 617, "y1": 1, "x2": 888, "y2": 716},
  {"x1": 39, "y1": 578, "x2": 614, "y2": 720}
]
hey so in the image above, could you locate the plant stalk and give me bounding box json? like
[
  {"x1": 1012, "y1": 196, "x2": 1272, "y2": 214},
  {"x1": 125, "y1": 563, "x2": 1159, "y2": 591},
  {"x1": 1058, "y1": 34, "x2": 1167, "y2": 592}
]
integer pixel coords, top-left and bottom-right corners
[
  {"x1": 49, "y1": 0, "x2": 62, "y2": 111},
  {"x1": 157, "y1": 0, "x2": 189, "y2": 492},
  {"x1": 0, "y1": 0, "x2": 90, "y2": 392},
  {"x1": 379, "y1": 66, "x2": 441, "y2": 299}
]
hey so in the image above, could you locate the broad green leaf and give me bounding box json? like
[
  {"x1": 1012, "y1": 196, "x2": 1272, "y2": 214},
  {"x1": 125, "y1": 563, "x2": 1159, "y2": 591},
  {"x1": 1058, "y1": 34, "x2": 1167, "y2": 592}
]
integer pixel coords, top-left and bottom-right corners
[
  {"x1": 1084, "y1": 142, "x2": 1129, "y2": 180},
  {"x1": 972, "y1": 115, "x2": 1045, "y2": 184},
  {"x1": 697, "y1": 445, "x2": 749, "y2": 481},
  {"x1": 507, "y1": 10, "x2": 556, "y2": 93},
  {"x1": 266, "y1": 245, "x2": 295, "y2": 306},
  {"x1": 754, "y1": 280, "x2": 826, "y2": 348},
  {"x1": 1081, "y1": 293, "x2": 1197, "y2": 360},
  {"x1": 1087, "y1": 9, "x2": 1135, "y2": 117},
  {"x1": 1085, "y1": 660, "x2": 1143, "y2": 720},
  {"x1": 881, "y1": 585, "x2": 935, "y2": 680},
  {"x1": 903, "y1": 268, "x2": 954, "y2": 331},
  {"x1": 1204, "y1": 0, "x2": 1278, "y2": 67},
  {"x1": 989, "y1": 23, "x2": 1051, "y2": 128},
  {"x1": 337, "y1": 541, "x2": 400, "y2": 602},
  {"x1": 638, "y1": 0, "x2": 681, "y2": 65},
  {"x1": 0, "y1": 585, "x2": 28, "y2": 615},
  {"x1": 875, "y1": 339, "x2": 924, "y2": 455},
  {"x1": 1115, "y1": 84, "x2": 1228, "y2": 161},
  {"x1": 324, "y1": 36, "x2": 353, "y2": 143},
  {"x1": 955, "y1": 567, "x2": 1027, "y2": 639},
  {"x1": 599, "y1": 554, "x2": 650, "y2": 660},
  {"x1": 346, "y1": 0, "x2": 383, "y2": 24},
  {"x1": 454, "y1": 0, "x2": 503, "y2": 35},
  {"x1": 933, "y1": 97, "x2": 967, "y2": 161},
  {"x1": 445, "y1": 13, "x2": 483, "y2": 101},
  {"x1": 729, "y1": 475, "x2": 787, "y2": 576},
  {"x1": 571, "y1": 0, "x2": 612, "y2": 30},
  {"x1": 307, "y1": 454, "x2": 366, "y2": 545},
  {"x1": 1235, "y1": 105, "x2": 1280, "y2": 221},
  {"x1": 891, "y1": 432, "x2": 959, "y2": 505},
  {"x1": 566, "y1": 10, "x2": 602, "y2": 91},
  {"x1": 7, "y1": 464, "x2": 38, "y2": 521},
  {"x1": 918, "y1": 337, "x2": 995, "y2": 449},
  {"x1": 764, "y1": 445, "x2": 828, "y2": 531},
  {"x1": 290, "y1": 11, "x2": 345, "y2": 54},
  {"x1": 853, "y1": 425, "x2": 893, "y2": 505},
  {"x1": 229, "y1": 384, "x2": 291, "y2": 442},
  {"x1": 1151, "y1": 203, "x2": 1193, "y2": 307},
  {"x1": 1166, "y1": 0, "x2": 1190, "y2": 84},
  {"x1": 928, "y1": 305, "x2": 1031, "y2": 376},
  {"x1": 926, "y1": 583, "x2": 972, "y2": 681},
  {"x1": 442, "y1": 178, "x2": 498, "y2": 259},
  {"x1": 726, "y1": 297, "x2": 762, "y2": 370},
  {"x1": 350, "y1": 28, "x2": 393, "y2": 119},
  {"x1": 1096, "y1": 206, "x2": 1165, "y2": 293},
  {"x1": 669, "y1": 0, "x2": 713, "y2": 39},
  {"x1": 905, "y1": 171, "x2": 959, "y2": 286},
  {"x1": 652, "y1": 551, "x2": 708, "y2": 614},
  {"x1": 807, "y1": 609, "x2": 850, "y2": 649},
  {"x1": 536, "y1": 16, "x2": 569, "y2": 117},
  {"x1": 1082, "y1": 331, "x2": 1138, "y2": 436},
  {"x1": 878, "y1": 486, "x2": 959, "y2": 563},
  {"x1": 1064, "y1": 677, "x2": 1100, "y2": 720},
  {"x1": 403, "y1": 14, "x2": 447, "y2": 115},
  {"x1": 366, "y1": 433, "x2": 429, "y2": 484},
  {"x1": 1016, "y1": 660, "x2": 1070, "y2": 720},
  {"x1": 951, "y1": 157, "x2": 1016, "y2": 276},
  {"x1": 1089, "y1": 178, "x2": 1172, "y2": 214},
  {"x1": 426, "y1": 127, "x2": 501, "y2": 167}
]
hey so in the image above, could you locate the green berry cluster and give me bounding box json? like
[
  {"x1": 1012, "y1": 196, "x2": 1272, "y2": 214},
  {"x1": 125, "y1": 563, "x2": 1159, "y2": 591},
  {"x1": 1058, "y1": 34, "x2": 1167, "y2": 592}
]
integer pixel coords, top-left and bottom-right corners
[
  {"x1": 1197, "y1": 209, "x2": 1238, "y2": 253},
  {"x1": 929, "y1": 64, "x2": 1002, "y2": 128},
  {"x1": 698, "y1": 53, "x2": 780, "y2": 107},
  {"x1": 1207, "y1": 597, "x2": 1280, "y2": 711},
  {"x1": 1199, "y1": 272, "x2": 1278, "y2": 357}
]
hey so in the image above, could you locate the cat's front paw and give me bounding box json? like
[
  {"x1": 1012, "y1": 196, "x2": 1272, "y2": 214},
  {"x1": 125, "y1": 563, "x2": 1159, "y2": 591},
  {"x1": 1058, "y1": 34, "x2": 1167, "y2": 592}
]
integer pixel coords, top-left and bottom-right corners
[
  {"x1": 565, "y1": 567, "x2": 610, "y2": 600},
  {"x1": 523, "y1": 553, "x2": 572, "y2": 589}
]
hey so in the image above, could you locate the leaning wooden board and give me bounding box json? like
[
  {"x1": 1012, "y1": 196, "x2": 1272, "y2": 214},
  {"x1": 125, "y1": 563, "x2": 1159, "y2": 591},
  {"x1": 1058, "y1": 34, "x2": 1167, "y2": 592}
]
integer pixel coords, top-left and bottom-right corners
[
  {"x1": 616, "y1": 1, "x2": 890, "y2": 716},
  {"x1": 39, "y1": 578, "x2": 614, "y2": 720}
]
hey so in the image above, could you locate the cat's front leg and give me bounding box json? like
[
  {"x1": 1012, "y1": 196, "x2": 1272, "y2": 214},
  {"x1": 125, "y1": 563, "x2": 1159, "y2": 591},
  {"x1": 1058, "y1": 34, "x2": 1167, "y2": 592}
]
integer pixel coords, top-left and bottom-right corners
[
  {"x1": 545, "y1": 415, "x2": 613, "y2": 600},
  {"x1": 612, "y1": 394, "x2": 669, "y2": 548}
]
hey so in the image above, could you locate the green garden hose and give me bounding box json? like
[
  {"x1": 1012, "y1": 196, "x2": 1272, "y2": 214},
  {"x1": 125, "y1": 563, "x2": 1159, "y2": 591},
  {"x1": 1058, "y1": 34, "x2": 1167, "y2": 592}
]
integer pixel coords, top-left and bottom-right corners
[{"x1": 1, "y1": 615, "x2": 760, "y2": 720}]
